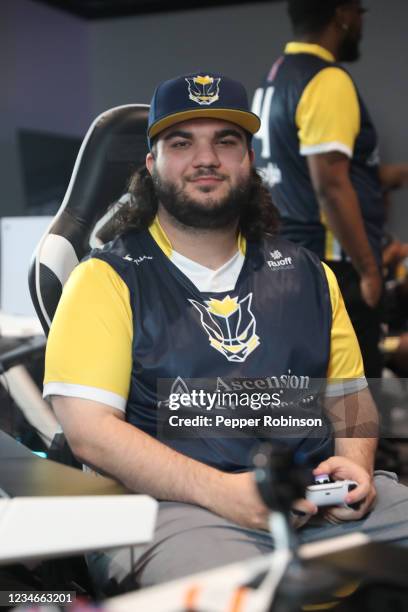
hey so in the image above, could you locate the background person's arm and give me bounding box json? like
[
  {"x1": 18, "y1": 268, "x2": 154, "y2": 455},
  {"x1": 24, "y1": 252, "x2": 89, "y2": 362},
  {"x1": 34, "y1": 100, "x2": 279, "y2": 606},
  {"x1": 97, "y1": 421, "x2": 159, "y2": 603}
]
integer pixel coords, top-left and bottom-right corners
[
  {"x1": 380, "y1": 163, "x2": 408, "y2": 191},
  {"x1": 308, "y1": 152, "x2": 382, "y2": 307},
  {"x1": 296, "y1": 67, "x2": 381, "y2": 307}
]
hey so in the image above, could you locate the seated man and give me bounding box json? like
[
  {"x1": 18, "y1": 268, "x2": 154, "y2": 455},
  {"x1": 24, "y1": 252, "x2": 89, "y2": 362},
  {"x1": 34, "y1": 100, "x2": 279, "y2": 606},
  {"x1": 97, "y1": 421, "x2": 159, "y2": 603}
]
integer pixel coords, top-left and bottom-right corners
[{"x1": 44, "y1": 72, "x2": 408, "y2": 590}]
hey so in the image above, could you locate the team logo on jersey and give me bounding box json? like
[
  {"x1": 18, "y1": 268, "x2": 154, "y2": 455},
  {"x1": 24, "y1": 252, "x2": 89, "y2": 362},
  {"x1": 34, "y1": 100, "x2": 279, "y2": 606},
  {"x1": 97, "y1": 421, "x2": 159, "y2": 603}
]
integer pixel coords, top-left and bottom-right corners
[
  {"x1": 185, "y1": 75, "x2": 221, "y2": 106},
  {"x1": 189, "y1": 293, "x2": 260, "y2": 362},
  {"x1": 267, "y1": 250, "x2": 294, "y2": 270}
]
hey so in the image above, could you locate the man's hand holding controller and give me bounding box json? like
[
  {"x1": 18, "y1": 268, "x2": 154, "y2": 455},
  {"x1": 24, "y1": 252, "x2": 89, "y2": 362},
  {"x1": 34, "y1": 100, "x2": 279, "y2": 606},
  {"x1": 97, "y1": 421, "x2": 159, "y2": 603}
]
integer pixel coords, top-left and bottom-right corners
[
  {"x1": 225, "y1": 456, "x2": 376, "y2": 532},
  {"x1": 310, "y1": 456, "x2": 377, "y2": 524},
  {"x1": 306, "y1": 474, "x2": 361, "y2": 509}
]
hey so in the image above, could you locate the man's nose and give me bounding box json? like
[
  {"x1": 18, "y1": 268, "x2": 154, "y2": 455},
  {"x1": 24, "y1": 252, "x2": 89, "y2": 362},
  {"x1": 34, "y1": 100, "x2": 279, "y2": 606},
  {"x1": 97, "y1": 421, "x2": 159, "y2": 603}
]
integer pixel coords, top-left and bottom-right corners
[{"x1": 192, "y1": 143, "x2": 221, "y2": 167}]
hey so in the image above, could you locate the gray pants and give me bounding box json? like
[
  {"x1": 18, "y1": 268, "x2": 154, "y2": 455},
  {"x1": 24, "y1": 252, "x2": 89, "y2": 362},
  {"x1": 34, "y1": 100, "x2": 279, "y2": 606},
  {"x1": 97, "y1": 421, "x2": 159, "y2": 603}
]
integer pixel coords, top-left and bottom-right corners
[{"x1": 88, "y1": 471, "x2": 408, "y2": 590}]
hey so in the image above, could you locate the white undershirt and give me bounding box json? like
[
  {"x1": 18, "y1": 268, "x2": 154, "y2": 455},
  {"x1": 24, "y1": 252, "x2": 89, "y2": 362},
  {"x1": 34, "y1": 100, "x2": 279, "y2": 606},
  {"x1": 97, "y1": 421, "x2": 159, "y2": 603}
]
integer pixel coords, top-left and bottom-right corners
[{"x1": 170, "y1": 249, "x2": 245, "y2": 293}]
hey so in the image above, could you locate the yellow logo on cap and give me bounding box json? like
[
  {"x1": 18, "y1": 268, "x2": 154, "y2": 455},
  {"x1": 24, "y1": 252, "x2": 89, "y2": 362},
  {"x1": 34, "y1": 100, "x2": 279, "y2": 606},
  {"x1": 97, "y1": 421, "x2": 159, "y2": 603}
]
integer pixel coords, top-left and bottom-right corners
[{"x1": 185, "y1": 75, "x2": 221, "y2": 106}]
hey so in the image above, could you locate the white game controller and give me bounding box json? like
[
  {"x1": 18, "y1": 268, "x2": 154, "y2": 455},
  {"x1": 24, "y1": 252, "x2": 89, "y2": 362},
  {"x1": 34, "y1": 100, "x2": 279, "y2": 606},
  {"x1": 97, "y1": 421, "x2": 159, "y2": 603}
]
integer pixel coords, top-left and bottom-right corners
[{"x1": 305, "y1": 474, "x2": 361, "y2": 510}]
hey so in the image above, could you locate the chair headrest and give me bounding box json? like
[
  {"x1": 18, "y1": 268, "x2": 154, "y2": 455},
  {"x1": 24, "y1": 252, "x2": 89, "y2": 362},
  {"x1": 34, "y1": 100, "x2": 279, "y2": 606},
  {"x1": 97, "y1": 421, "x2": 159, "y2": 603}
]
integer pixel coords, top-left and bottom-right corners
[{"x1": 29, "y1": 104, "x2": 149, "y2": 334}]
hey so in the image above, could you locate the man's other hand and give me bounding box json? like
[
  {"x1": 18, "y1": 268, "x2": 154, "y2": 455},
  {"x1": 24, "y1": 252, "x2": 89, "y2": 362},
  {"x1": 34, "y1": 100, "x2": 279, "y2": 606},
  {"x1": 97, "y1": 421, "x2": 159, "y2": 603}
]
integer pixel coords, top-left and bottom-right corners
[
  {"x1": 313, "y1": 456, "x2": 376, "y2": 523},
  {"x1": 290, "y1": 498, "x2": 318, "y2": 529},
  {"x1": 213, "y1": 472, "x2": 317, "y2": 531},
  {"x1": 214, "y1": 471, "x2": 270, "y2": 531}
]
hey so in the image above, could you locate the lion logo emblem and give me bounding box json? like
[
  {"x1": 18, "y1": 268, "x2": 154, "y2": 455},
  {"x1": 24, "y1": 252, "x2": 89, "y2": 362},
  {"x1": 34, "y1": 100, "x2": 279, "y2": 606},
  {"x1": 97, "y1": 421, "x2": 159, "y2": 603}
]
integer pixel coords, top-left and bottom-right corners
[
  {"x1": 189, "y1": 294, "x2": 260, "y2": 362},
  {"x1": 185, "y1": 75, "x2": 221, "y2": 106}
]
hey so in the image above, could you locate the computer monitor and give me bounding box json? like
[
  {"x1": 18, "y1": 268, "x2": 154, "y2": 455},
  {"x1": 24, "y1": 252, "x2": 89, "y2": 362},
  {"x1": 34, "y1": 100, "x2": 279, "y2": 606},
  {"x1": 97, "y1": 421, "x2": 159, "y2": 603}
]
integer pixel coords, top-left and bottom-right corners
[{"x1": 0, "y1": 216, "x2": 53, "y2": 318}]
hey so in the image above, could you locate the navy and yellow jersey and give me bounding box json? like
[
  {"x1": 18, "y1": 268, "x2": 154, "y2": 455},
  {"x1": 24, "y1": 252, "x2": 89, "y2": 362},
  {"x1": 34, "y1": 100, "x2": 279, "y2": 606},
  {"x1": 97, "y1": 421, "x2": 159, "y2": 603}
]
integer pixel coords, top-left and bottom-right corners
[
  {"x1": 44, "y1": 217, "x2": 366, "y2": 471},
  {"x1": 252, "y1": 42, "x2": 384, "y2": 265}
]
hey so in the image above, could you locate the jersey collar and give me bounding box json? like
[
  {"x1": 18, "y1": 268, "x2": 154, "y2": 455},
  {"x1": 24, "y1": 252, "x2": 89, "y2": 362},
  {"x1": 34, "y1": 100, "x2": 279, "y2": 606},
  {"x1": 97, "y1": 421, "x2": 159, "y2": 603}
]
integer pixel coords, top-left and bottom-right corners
[
  {"x1": 284, "y1": 42, "x2": 335, "y2": 63},
  {"x1": 148, "y1": 216, "x2": 247, "y2": 259},
  {"x1": 148, "y1": 216, "x2": 173, "y2": 257}
]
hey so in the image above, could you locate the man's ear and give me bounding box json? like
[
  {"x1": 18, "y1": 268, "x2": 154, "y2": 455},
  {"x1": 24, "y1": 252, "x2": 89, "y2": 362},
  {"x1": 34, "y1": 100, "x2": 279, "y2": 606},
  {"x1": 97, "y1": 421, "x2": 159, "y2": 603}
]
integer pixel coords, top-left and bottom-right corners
[
  {"x1": 335, "y1": 5, "x2": 352, "y2": 30},
  {"x1": 249, "y1": 148, "x2": 255, "y2": 164},
  {"x1": 146, "y1": 152, "x2": 155, "y2": 176}
]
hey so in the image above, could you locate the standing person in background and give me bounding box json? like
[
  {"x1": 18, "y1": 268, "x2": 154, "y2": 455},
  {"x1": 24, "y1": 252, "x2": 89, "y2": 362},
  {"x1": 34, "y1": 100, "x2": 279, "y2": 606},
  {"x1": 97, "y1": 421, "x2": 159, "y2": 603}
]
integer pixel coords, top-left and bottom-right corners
[{"x1": 252, "y1": 0, "x2": 386, "y2": 379}]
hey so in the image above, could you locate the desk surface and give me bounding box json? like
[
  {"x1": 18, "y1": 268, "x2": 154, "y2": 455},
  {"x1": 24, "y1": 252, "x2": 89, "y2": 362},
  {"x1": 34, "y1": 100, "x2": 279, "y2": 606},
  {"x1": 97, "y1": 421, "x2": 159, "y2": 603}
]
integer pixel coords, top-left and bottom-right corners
[
  {"x1": 0, "y1": 431, "x2": 158, "y2": 564},
  {"x1": 0, "y1": 495, "x2": 157, "y2": 565},
  {"x1": 0, "y1": 430, "x2": 127, "y2": 497}
]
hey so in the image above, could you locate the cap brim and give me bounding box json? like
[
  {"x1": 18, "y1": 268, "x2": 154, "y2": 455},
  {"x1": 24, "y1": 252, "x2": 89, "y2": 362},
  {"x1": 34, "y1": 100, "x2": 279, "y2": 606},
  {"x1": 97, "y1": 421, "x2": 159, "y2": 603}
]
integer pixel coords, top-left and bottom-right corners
[{"x1": 148, "y1": 108, "x2": 261, "y2": 140}]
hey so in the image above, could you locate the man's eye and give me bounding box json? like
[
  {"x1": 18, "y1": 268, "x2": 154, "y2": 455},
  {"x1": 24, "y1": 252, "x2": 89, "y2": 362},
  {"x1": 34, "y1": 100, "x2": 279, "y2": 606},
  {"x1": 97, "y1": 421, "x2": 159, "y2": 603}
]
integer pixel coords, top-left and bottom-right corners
[
  {"x1": 218, "y1": 139, "x2": 238, "y2": 146},
  {"x1": 171, "y1": 141, "x2": 189, "y2": 148}
]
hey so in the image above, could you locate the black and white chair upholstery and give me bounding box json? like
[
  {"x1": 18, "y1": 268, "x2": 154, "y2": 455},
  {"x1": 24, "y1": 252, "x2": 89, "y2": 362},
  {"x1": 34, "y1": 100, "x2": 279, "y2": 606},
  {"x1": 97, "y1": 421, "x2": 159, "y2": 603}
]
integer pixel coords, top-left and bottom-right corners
[{"x1": 29, "y1": 104, "x2": 149, "y2": 335}]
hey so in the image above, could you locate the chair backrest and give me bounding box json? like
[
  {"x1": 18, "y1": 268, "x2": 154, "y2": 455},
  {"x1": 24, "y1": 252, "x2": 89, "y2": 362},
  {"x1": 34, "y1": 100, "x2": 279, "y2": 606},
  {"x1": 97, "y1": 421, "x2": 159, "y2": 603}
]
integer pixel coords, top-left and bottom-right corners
[{"x1": 29, "y1": 104, "x2": 149, "y2": 335}]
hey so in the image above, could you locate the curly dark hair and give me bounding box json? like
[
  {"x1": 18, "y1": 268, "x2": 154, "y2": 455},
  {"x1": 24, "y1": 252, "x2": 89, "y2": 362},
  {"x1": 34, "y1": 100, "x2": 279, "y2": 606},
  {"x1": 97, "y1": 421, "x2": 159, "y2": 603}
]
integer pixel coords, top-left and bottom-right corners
[{"x1": 97, "y1": 166, "x2": 279, "y2": 243}]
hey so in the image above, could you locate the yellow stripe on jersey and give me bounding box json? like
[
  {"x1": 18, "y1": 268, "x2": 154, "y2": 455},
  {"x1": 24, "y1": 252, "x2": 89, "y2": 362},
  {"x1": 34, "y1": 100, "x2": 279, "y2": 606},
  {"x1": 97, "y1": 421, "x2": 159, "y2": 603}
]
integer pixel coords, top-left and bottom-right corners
[
  {"x1": 285, "y1": 42, "x2": 335, "y2": 63},
  {"x1": 149, "y1": 216, "x2": 247, "y2": 257},
  {"x1": 238, "y1": 232, "x2": 246, "y2": 256},
  {"x1": 149, "y1": 217, "x2": 172, "y2": 257},
  {"x1": 322, "y1": 262, "x2": 365, "y2": 381},
  {"x1": 295, "y1": 67, "x2": 360, "y2": 158},
  {"x1": 325, "y1": 227, "x2": 335, "y2": 261},
  {"x1": 44, "y1": 258, "x2": 133, "y2": 405}
]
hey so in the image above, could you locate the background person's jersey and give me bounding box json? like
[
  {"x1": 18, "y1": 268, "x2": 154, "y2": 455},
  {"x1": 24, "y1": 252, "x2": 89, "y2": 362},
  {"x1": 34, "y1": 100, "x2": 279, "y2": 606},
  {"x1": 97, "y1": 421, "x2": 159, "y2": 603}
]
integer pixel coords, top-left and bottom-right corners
[{"x1": 252, "y1": 43, "x2": 384, "y2": 265}]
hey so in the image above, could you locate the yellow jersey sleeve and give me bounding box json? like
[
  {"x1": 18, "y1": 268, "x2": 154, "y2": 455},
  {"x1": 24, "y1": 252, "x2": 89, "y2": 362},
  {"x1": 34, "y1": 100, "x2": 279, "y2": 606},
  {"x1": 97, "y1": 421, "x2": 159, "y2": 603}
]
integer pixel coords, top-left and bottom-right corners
[
  {"x1": 322, "y1": 262, "x2": 367, "y2": 396},
  {"x1": 296, "y1": 67, "x2": 360, "y2": 158},
  {"x1": 44, "y1": 258, "x2": 133, "y2": 411}
]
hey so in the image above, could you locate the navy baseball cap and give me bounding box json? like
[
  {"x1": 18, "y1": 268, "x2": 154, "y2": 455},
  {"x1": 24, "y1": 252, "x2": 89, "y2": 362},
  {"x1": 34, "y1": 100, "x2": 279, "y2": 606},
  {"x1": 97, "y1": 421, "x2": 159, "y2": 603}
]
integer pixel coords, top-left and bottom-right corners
[{"x1": 147, "y1": 72, "x2": 261, "y2": 148}]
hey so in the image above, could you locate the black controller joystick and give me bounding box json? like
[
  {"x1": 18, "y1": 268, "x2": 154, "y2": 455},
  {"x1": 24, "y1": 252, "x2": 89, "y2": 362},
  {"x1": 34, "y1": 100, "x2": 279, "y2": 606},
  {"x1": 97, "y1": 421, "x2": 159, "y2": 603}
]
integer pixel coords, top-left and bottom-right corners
[
  {"x1": 253, "y1": 442, "x2": 310, "y2": 519},
  {"x1": 251, "y1": 443, "x2": 344, "y2": 611}
]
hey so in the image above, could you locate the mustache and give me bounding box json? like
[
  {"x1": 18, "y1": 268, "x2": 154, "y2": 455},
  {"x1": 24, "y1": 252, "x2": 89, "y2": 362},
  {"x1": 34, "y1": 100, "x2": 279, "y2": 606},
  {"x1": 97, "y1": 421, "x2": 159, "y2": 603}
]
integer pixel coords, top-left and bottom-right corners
[{"x1": 186, "y1": 170, "x2": 227, "y2": 181}]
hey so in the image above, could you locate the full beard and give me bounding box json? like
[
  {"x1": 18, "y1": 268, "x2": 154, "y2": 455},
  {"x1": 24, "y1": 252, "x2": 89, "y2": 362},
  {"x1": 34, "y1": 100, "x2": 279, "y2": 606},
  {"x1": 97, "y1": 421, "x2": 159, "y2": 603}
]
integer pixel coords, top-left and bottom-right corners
[{"x1": 151, "y1": 169, "x2": 253, "y2": 231}]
